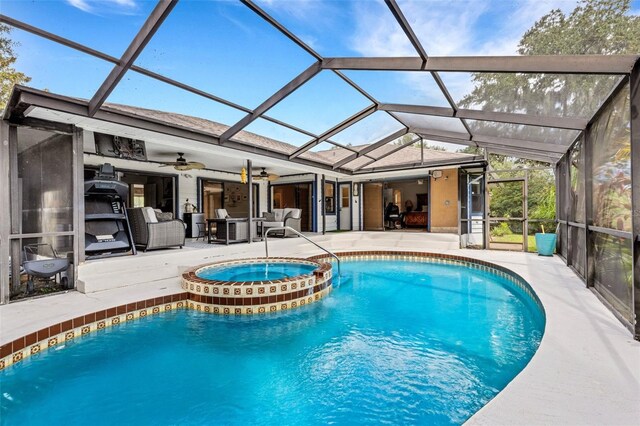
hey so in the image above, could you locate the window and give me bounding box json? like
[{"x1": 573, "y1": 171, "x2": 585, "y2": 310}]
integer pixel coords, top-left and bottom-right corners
[
  {"x1": 324, "y1": 182, "x2": 336, "y2": 214},
  {"x1": 132, "y1": 184, "x2": 145, "y2": 207},
  {"x1": 341, "y1": 186, "x2": 350, "y2": 208}
]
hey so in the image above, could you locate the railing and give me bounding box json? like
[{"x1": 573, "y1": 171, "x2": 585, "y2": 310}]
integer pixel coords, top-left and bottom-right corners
[{"x1": 264, "y1": 226, "x2": 341, "y2": 277}]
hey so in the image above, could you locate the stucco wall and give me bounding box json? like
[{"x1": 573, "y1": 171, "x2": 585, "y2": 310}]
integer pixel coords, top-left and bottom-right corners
[{"x1": 430, "y1": 169, "x2": 458, "y2": 233}]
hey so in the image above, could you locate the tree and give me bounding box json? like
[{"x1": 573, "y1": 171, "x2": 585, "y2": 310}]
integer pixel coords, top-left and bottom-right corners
[
  {"x1": 457, "y1": 146, "x2": 483, "y2": 155},
  {"x1": 460, "y1": 0, "x2": 640, "y2": 142},
  {"x1": 0, "y1": 24, "x2": 30, "y2": 111},
  {"x1": 464, "y1": 0, "x2": 639, "y2": 237}
]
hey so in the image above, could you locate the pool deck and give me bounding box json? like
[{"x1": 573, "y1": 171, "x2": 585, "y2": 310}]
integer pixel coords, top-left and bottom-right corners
[{"x1": 1, "y1": 232, "x2": 638, "y2": 425}]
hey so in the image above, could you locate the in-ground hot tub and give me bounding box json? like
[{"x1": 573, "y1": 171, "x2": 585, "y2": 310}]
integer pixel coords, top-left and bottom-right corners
[{"x1": 181, "y1": 257, "x2": 333, "y2": 315}]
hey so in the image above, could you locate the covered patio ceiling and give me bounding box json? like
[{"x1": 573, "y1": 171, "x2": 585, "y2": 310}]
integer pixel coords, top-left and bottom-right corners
[{"x1": 1, "y1": 0, "x2": 638, "y2": 173}]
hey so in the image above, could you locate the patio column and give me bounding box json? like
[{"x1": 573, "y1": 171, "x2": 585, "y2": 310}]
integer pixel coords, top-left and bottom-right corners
[
  {"x1": 0, "y1": 121, "x2": 10, "y2": 304},
  {"x1": 247, "y1": 159, "x2": 252, "y2": 244},
  {"x1": 584, "y1": 120, "x2": 594, "y2": 288},
  {"x1": 630, "y1": 60, "x2": 639, "y2": 339},
  {"x1": 321, "y1": 174, "x2": 326, "y2": 235}
]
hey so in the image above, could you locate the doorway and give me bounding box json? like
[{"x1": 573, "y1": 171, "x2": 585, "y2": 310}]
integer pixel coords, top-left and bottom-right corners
[
  {"x1": 338, "y1": 183, "x2": 351, "y2": 230},
  {"x1": 200, "y1": 180, "x2": 259, "y2": 219},
  {"x1": 271, "y1": 183, "x2": 313, "y2": 232},
  {"x1": 363, "y1": 183, "x2": 384, "y2": 230},
  {"x1": 488, "y1": 178, "x2": 526, "y2": 251}
]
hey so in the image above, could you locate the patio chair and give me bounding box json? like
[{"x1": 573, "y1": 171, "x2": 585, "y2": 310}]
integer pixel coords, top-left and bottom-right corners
[
  {"x1": 127, "y1": 207, "x2": 186, "y2": 251},
  {"x1": 262, "y1": 208, "x2": 302, "y2": 237}
]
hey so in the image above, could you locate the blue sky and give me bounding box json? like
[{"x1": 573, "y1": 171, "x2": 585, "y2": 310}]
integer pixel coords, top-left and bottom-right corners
[{"x1": 4, "y1": 0, "x2": 639, "y2": 147}]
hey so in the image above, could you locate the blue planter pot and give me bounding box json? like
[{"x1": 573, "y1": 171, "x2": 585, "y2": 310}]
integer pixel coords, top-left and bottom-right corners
[{"x1": 535, "y1": 233, "x2": 557, "y2": 256}]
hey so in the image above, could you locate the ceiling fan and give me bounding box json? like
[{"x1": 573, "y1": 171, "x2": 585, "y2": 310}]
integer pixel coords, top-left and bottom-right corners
[
  {"x1": 160, "y1": 152, "x2": 205, "y2": 171},
  {"x1": 253, "y1": 167, "x2": 279, "y2": 182}
]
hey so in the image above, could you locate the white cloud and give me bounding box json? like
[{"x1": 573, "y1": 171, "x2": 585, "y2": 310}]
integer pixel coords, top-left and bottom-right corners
[
  {"x1": 66, "y1": 0, "x2": 139, "y2": 14},
  {"x1": 349, "y1": 0, "x2": 414, "y2": 56},
  {"x1": 346, "y1": 0, "x2": 580, "y2": 108},
  {"x1": 67, "y1": 0, "x2": 93, "y2": 13}
]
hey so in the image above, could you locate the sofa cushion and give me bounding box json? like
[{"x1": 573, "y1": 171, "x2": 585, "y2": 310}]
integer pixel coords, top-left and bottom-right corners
[
  {"x1": 273, "y1": 209, "x2": 284, "y2": 222},
  {"x1": 143, "y1": 207, "x2": 158, "y2": 223},
  {"x1": 263, "y1": 221, "x2": 285, "y2": 228},
  {"x1": 263, "y1": 212, "x2": 275, "y2": 221},
  {"x1": 216, "y1": 208, "x2": 230, "y2": 219},
  {"x1": 153, "y1": 209, "x2": 174, "y2": 222}
]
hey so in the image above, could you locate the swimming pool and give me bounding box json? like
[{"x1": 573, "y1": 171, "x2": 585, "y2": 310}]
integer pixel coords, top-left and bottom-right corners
[
  {"x1": 0, "y1": 256, "x2": 544, "y2": 425},
  {"x1": 196, "y1": 261, "x2": 317, "y2": 281}
]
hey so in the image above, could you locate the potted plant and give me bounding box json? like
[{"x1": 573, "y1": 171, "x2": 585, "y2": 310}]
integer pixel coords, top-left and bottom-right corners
[{"x1": 535, "y1": 224, "x2": 557, "y2": 256}]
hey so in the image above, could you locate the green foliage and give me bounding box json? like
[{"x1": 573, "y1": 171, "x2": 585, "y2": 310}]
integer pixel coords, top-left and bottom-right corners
[
  {"x1": 460, "y1": 0, "x2": 640, "y2": 139},
  {"x1": 491, "y1": 222, "x2": 512, "y2": 237},
  {"x1": 392, "y1": 134, "x2": 447, "y2": 151},
  {"x1": 457, "y1": 146, "x2": 483, "y2": 155},
  {"x1": 488, "y1": 155, "x2": 556, "y2": 220},
  {"x1": 423, "y1": 142, "x2": 446, "y2": 151},
  {"x1": 530, "y1": 176, "x2": 556, "y2": 219},
  {"x1": 1, "y1": 24, "x2": 30, "y2": 111}
]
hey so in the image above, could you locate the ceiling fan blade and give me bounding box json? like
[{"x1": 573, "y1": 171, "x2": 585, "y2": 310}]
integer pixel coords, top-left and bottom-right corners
[
  {"x1": 267, "y1": 174, "x2": 279, "y2": 181},
  {"x1": 187, "y1": 162, "x2": 206, "y2": 170}
]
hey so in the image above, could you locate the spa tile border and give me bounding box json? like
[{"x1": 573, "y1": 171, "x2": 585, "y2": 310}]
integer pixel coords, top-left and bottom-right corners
[
  {"x1": 188, "y1": 284, "x2": 333, "y2": 315},
  {"x1": 308, "y1": 251, "x2": 545, "y2": 313},
  {"x1": 181, "y1": 257, "x2": 333, "y2": 314}
]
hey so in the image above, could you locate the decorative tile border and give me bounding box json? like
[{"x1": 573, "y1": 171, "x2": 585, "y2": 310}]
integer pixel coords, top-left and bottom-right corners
[
  {"x1": 181, "y1": 257, "x2": 333, "y2": 314},
  {"x1": 189, "y1": 285, "x2": 333, "y2": 315},
  {"x1": 0, "y1": 293, "x2": 189, "y2": 371}
]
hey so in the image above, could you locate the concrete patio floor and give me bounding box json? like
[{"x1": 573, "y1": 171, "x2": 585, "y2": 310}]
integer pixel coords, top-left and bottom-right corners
[{"x1": 1, "y1": 232, "x2": 638, "y2": 425}]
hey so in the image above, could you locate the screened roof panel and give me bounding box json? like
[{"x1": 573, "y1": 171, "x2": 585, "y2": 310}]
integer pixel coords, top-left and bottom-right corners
[
  {"x1": 421, "y1": 139, "x2": 478, "y2": 154},
  {"x1": 329, "y1": 111, "x2": 406, "y2": 146},
  {"x1": 1, "y1": 0, "x2": 156, "y2": 57},
  {"x1": 341, "y1": 155, "x2": 374, "y2": 170},
  {"x1": 133, "y1": 1, "x2": 316, "y2": 109},
  {"x1": 360, "y1": 144, "x2": 477, "y2": 170},
  {"x1": 342, "y1": 71, "x2": 451, "y2": 107},
  {"x1": 300, "y1": 142, "x2": 354, "y2": 165},
  {"x1": 396, "y1": 0, "x2": 582, "y2": 56},
  {"x1": 266, "y1": 71, "x2": 374, "y2": 135},
  {"x1": 466, "y1": 120, "x2": 581, "y2": 145},
  {"x1": 439, "y1": 72, "x2": 622, "y2": 118},
  {"x1": 255, "y1": 0, "x2": 412, "y2": 57},
  {"x1": 393, "y1": 113, "x2": 468, "y2": 134},
  {"x1": 11, "y1": 29, "x2": 113, "y2": 100},
  {"x1": 367, "y1": 133, "x2": 420, "y2": 158},
  {"x1": 244, "y1": 119, "x2": 313, "y2": 148},
  {"x1": 107, "y1": 71, "x2": 246, "y2": 129}
]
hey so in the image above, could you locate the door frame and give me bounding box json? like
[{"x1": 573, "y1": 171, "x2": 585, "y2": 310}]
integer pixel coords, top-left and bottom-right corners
[
  {"x1": 337, "y1": 181, "x2": 353, "y2": 231},
  {"x1": 487, "y1": 177, "x2": 527, "y2": 251},
  {"x1": 362, "y1": 181, "x2": 385, "y2": 231}
]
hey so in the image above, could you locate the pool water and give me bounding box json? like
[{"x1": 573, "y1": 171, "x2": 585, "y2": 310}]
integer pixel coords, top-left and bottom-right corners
[
  {"x1": 0, "y1": 260, "x2": 544, "y2": 425},
  {"x1": 196, "y1": 262, "x2": 317, "y2": 281}
]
